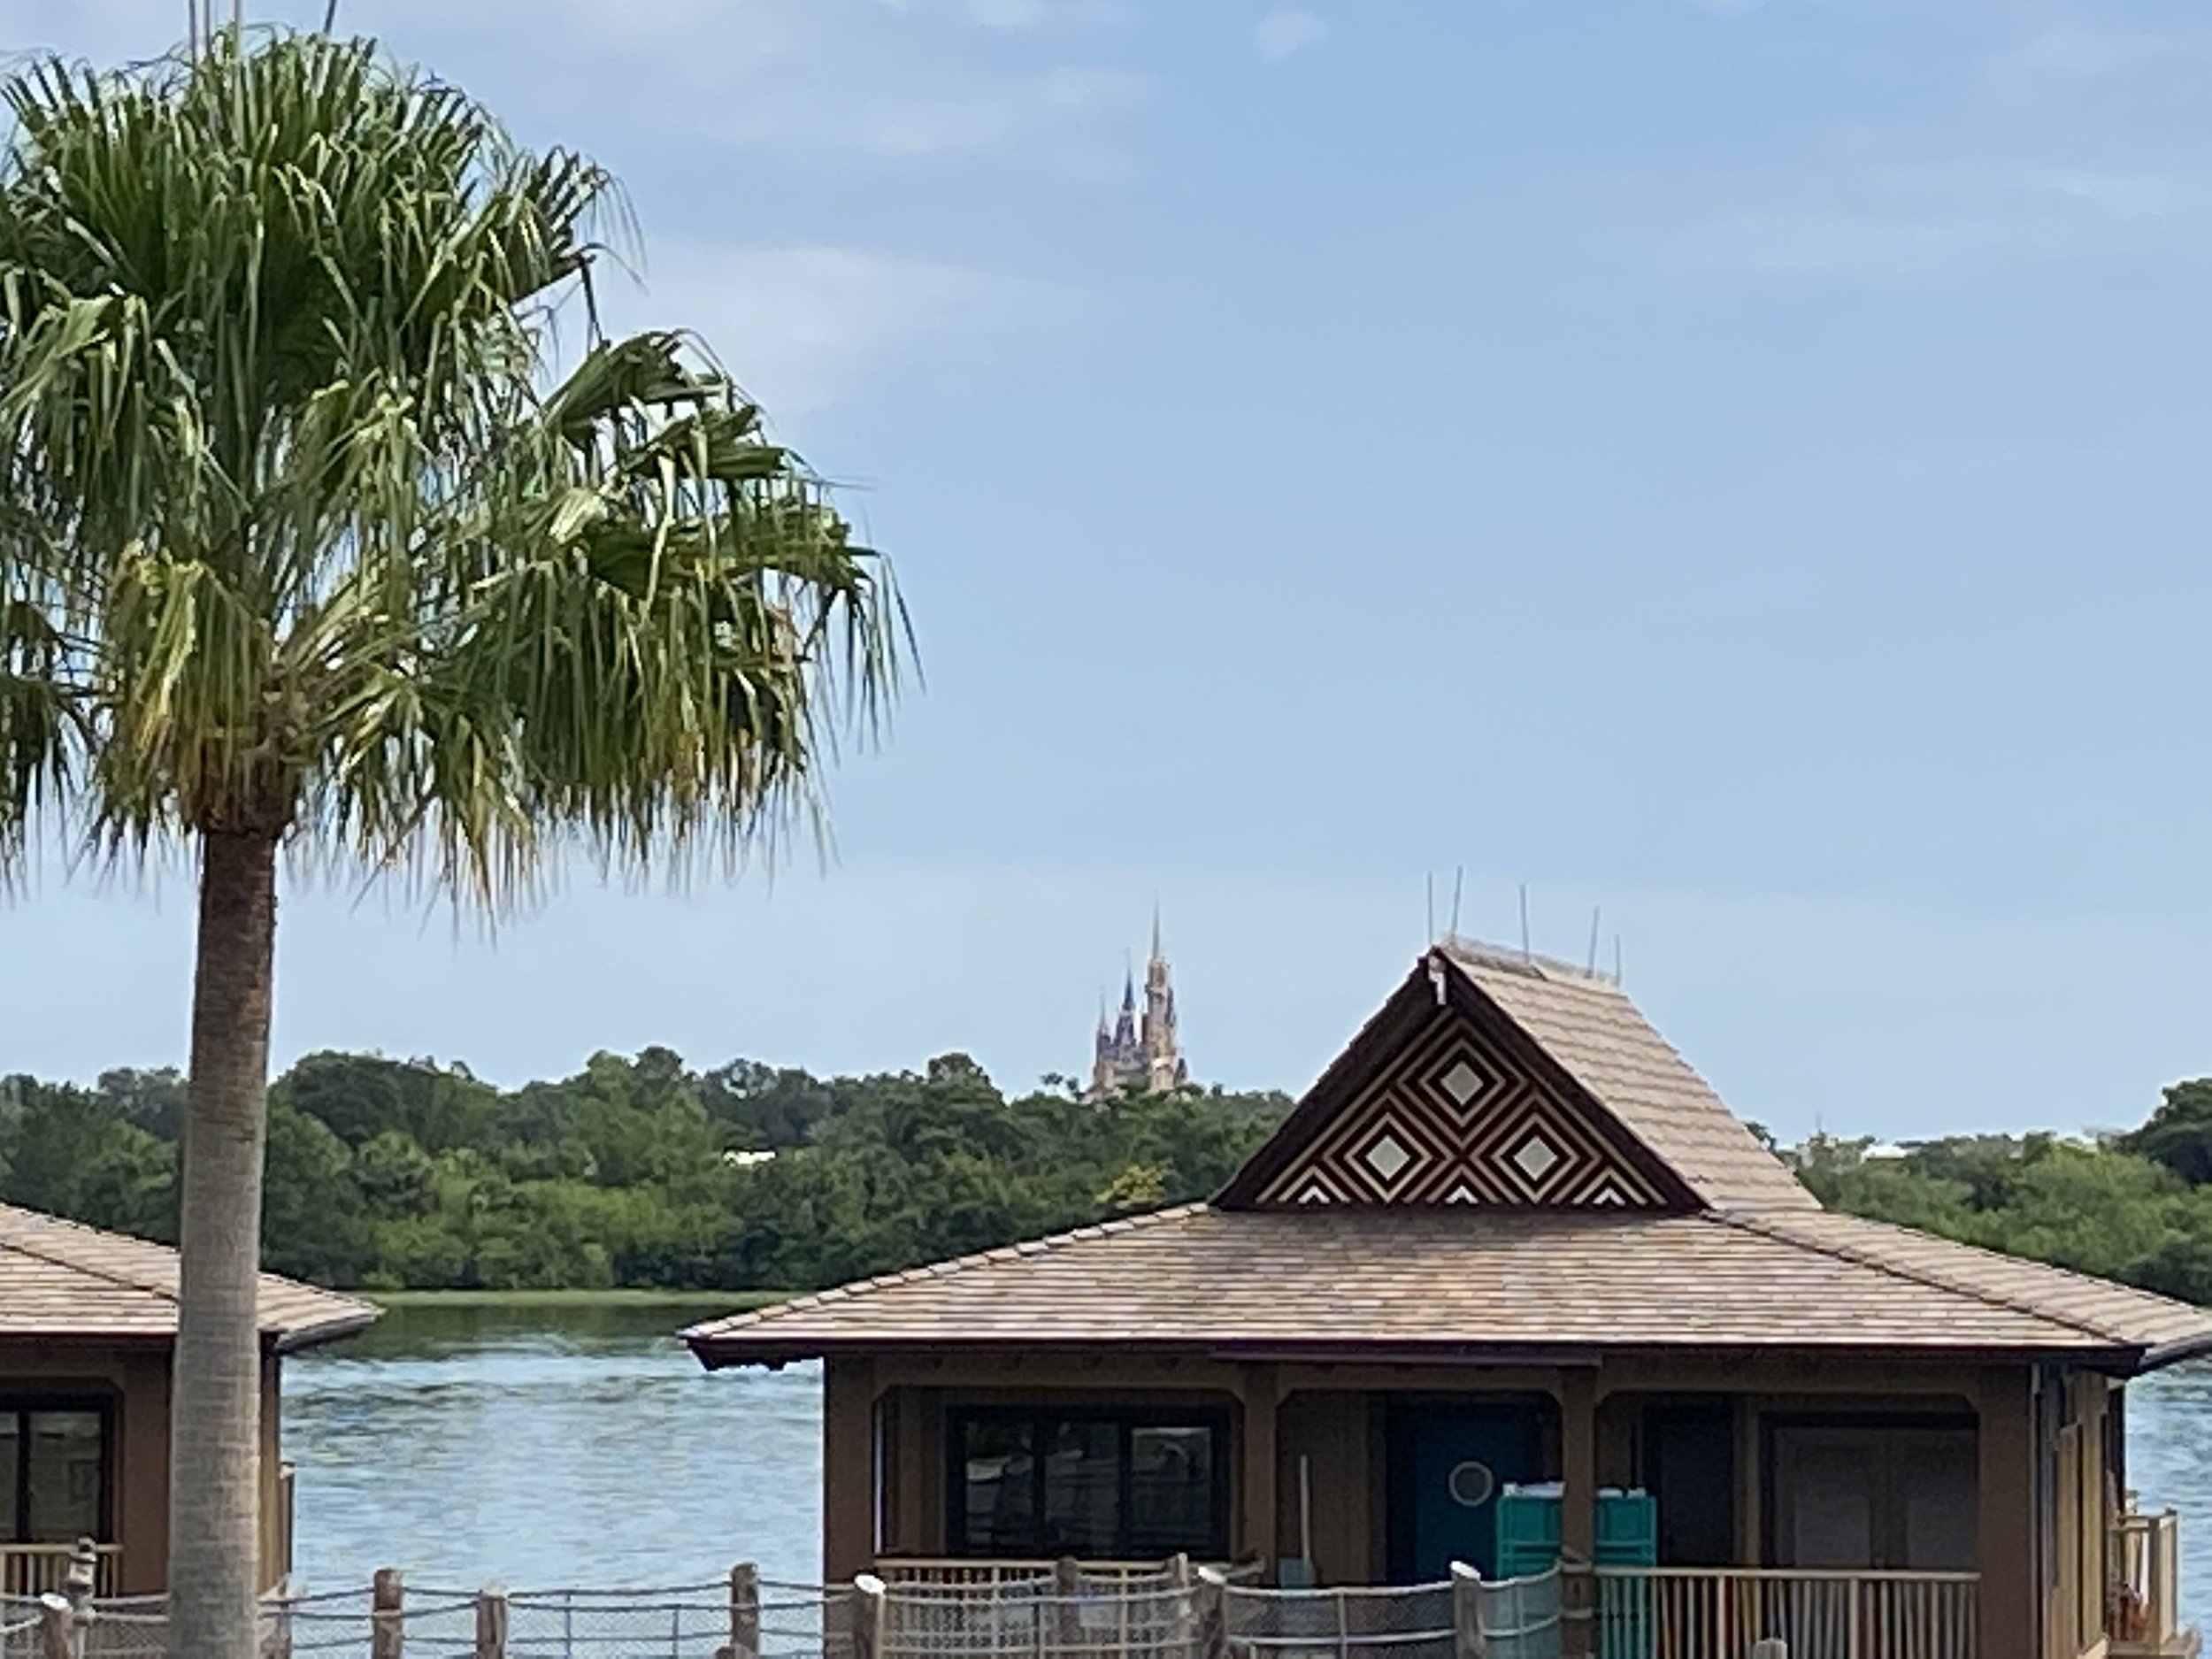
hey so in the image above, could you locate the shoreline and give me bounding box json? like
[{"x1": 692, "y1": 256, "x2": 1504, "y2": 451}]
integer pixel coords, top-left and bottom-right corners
[{"x1": 364, "y1": 1287, "x2": 792, "y2": 1311}]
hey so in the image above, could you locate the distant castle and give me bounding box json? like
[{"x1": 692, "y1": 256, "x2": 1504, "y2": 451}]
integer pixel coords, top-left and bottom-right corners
[{"x1": 1087, "y1": 914, "x2": 1187, "y2": 1101}]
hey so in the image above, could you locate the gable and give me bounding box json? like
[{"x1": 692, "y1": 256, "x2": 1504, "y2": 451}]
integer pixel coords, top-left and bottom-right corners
[{"x1": 1241, "y1": 993, "x2": 1683, "y2": 1210}]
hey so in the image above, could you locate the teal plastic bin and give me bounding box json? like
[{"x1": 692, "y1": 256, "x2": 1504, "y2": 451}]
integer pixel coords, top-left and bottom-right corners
[
  {"x1": 1595, "y1": 1490, "x2": 1657, "y2": 1566},
  {"x1": 1493, "y1": 1484, "x2": 1563, "y2": 1580},
  {"x1": 1493, "y1": 1485, "x2": 1657, "y2": 1572}
]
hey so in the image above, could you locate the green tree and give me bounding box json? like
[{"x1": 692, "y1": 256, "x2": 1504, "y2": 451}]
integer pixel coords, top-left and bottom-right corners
[
  {"x1": 0, "y1": 28, "x2": 901, "y2": 1652},
  {"x1": 2121, "y1": 1079, "x2": 2212, "y2": 1186}
]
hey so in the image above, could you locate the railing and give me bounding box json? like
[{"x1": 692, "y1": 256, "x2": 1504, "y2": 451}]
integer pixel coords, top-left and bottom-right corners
[
  {"x1": 2112, "y1": 1508, "x2": 2192, "y2": 1655},
  {"x1": 875, "y1": 1560, "x2": 1260, "y2": 1590},
  {"x1": 1592, "y1": 1567, "x2": 1977, "y2": 1659},
  {"x1": 0, "y1": 1543, "x2": 121, "y2": 1599}
]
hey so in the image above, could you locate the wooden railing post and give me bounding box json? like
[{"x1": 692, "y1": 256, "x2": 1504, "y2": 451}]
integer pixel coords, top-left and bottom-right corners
[
  {"x1": 35, "y1": 1593, "x2": 72, "y2": 1659},
  {"x1": 1195, "y1": 1566, "x2": 1228, "y2": 1659},
  {"x1": 1748, "y1": 1641, "x2": 1789, "y2": 1659},
  {"x1": 1050, "y1": 1557, "x2": 1081, "y2": 1655},
  {"x1": 474, "y1": 1585, "x2": 508, "y2": 1659},
  {"x1": 853, "y1": 1573, "x2": 887, "y2": 1659},
  {"x1": 727, "y1": 1563, "x2": 760, "y2": 1659},
  {"x1": 1449, "y1": 1563, "x2": 1486, "y2": 1659},
  {"x1": 372, "y1": 1568, "x2": 405, "y2": 1659}
]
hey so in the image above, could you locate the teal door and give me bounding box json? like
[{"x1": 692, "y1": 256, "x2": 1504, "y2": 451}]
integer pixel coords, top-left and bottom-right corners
[{"x1": 1387, "y1": 1403, "x2": 1545, "y2": 1582}]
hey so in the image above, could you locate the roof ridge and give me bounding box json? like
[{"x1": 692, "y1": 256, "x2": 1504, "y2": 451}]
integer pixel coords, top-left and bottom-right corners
[
  {"x1": 682, "y1": 1203, "x2": 1209, "y2": 1339},
  {"x1": 1714, "y1": 1209, "x2": 2140, "y2": 1347},
  {"x1": 0, "y1": 1202, "x2": 185, "y2": 1307}
]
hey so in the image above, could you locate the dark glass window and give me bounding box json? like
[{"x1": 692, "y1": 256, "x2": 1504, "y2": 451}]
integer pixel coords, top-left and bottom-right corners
[
  {"x1": 950, "y1": 1409, "x2": 1227, "y2": 1560},
  {"x1": 0, "y1": 1405, "x2": 109, "y2": 1543}
]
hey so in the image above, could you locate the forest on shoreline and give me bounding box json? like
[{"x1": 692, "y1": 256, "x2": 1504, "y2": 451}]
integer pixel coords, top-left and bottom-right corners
[
  {"x1": 11, "y1": 1051, "x2": 2212, "y2": 1302},
  {"x1": 0, "y1": 1051, "x2": 1287, "y2": 1291}
]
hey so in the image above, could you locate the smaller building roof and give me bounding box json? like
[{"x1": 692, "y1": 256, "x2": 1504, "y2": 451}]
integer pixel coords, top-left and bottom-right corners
[
  {"x1": 0, "y1": 1204, "x2": 377, "y2": 1351},
  {"x1": 684, "y1": 1204, "x2": 2212, "y2": 1372}
]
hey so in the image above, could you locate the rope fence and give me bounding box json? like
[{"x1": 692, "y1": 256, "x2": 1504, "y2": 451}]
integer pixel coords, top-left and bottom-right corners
[{"x1": 1, "y1": 1559, "x2": 1571, "y2": 1659}]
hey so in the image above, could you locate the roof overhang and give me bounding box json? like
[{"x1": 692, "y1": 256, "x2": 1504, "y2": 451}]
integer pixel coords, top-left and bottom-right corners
[
  {"x1": 686, "y1": 1332, "x2": 2151, "y2": 1375},
  {"x1": 268, "y1": 1305, "x2": 382, "y2": 1355}
]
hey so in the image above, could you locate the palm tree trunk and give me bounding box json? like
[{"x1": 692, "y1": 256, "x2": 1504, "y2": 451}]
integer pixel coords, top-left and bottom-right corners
[{"x1": 169, "y1": 826, "x2": 280, "y2": 1658}]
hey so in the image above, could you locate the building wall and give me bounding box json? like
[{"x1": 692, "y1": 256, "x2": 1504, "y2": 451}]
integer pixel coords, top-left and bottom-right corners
[
  {"x1": 0, "y1": 1340, "x2": 294, "y2": 1598},
  {"x1": 853, "y1": 1348, "x2": 2084, "y2": 1659}
]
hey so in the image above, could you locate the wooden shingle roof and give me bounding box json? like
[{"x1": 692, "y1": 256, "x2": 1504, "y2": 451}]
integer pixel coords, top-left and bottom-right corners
[
  {"x1": 685, "y1": 942, "x2": 2212, "y2": 1375},
  {"x1": 684, "y1": 1204, "x2": 2212, "y2": 1371},
  {"x1": 0, "y1": 1203, "x2": 376, "y2": 1350},
  {"x1": 1436, "y1": 944, "x2": 1816, "y2": 1212}
]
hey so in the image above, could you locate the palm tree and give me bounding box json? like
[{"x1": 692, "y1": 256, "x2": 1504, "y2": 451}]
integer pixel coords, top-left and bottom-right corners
[{"x1": 0, "y1": 27, "x2": 902, "y2": 1656}]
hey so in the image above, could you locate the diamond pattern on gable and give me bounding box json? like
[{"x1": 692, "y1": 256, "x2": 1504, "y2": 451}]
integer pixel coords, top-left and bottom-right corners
[{"x1": 1254, "y1": 1008, "x2": 1668, "y2": 1210}]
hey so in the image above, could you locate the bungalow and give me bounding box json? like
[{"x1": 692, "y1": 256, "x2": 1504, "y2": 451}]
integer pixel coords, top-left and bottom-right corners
[
  {"x1": 685, "y1": 941, "x2": 2212, "y2": 1659},
  {"x1": 0, "y1": 1201, "x2": 375, "y2": 1596}
]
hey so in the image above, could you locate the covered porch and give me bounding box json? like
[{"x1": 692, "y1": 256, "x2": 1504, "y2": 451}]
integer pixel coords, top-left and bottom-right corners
[{"x1": 842, "y1": 1349, "x2": 2193, "y2": 1659}]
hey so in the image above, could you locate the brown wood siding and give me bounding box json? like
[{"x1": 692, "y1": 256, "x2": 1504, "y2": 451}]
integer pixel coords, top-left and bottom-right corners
[{"x1": 1979, "y1": 1365, "x2": 2039, "y2": 1659}]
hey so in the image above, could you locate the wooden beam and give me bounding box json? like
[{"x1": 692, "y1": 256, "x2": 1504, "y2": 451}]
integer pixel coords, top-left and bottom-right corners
[
  {"x1": 1239, "y1": 1363, "x2": 1281, "y2": 1571},
  {"x1": 1559, "y1": 1371, "x2": 1598, "y2": 1659},
  {"x1": 822, "y1": 1355, "x2": 879, "y2": 1583},
  {"x1": 1977, "y1": 1366, "x2": 2038, "y2": 1659}
]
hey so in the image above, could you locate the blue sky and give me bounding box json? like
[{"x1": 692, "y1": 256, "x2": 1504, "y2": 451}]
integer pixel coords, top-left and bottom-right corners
[{"x1": 4, "y1": 0, "x2": 2211, "y2": 1142}]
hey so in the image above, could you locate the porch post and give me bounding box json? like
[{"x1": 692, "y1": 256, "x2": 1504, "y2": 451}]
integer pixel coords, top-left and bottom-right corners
[
  {"x1": 1559, "y1": 1371, "x2": 1598, "y2": 1659},
  {"x1": 1239, "y1": 1363, "x2": 1281, "y2": 1574},
  {"x1": 1977, "y1": 1366, "x2": 2038, "y2": 1659},
  {"x1": 823, "y1": 1354, "x2": 879, "y2": 1584}
]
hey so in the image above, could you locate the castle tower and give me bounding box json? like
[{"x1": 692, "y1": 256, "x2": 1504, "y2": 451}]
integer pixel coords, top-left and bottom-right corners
[
  {"x1": 1140, "y1": 906, "x2": 1187, "y2": 1093},
  {"x1": 1087, "y1": 910, "x2": 1187, "y2": 1101}
]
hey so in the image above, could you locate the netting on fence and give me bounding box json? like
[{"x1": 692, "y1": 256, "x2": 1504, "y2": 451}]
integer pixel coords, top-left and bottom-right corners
[
  {"x1": 1476, "y1": 1569, "x2": 1562, "y2": 1659},
  {"x1": 0, "y1": 1562, "x2": 1567, "y2": 1659},
  {"x1": 876, "y1": 1563, "x2": 1199, "y2": 1659},
  {"x1": 1224, "y1": 1579, "x2": 1452, "y2": 1659}
]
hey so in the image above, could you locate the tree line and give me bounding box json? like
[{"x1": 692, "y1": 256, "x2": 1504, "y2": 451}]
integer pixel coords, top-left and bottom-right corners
[
  {"x1": 1772, "y1": 1080, "x2": 2212, "y2": 1305},
  {"x1": 15, "y1": 1053, "x2": 2212, "y2": 1302},
  {"x1": 0, "y1": 1053, "x2": 1288, "y2": 1292}
]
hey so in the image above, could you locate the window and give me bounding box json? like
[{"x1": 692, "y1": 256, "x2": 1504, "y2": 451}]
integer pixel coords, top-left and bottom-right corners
[
  {"x1": 949, "y1": 1409, "x2": 1227, "y2": 1560},
  {"x1": 1767, "y1": 1418, "x2": 1976, "y2": 1572},
  {"x1": 0, "y1": 1405, "x2": 109, "y2": 1543}
]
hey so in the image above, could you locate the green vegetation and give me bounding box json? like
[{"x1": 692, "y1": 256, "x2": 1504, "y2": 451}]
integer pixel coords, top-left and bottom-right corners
[
  {"x1": 1768, "y1": 1080, "x2": 2212, "y2": 1302},
  {"x1": 0, "y1": 1052, "x2": 1288, "y2": 1294},
  {"x1": 18, "y1": 1048, "x2": 2212, "y2": 1306}
]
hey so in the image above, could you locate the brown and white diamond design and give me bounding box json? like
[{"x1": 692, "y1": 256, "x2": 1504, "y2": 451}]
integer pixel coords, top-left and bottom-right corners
[
  {"x1": 1511, "y1": 1132, "x2": 1560, "y2": 1186},
  {"x1": 1363, "y1": 1130, "x2": 1414, "y2": 1186},
  {"x1": 1255, "y1": 1004, "x2": 1671, "y2": 1210}
]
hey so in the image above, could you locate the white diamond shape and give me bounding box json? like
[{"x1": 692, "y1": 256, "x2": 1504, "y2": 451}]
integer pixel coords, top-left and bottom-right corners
[
  {"x1": 1440, "y1": 1059, "x2": 1485, "y2": 1106},
  {"x1": 1511, "y1": 1133, "x2": 1561, "y2": 1185},
  {"x1": 1363, "y1": 1132, "x2": 1413, "y2": 1183}
]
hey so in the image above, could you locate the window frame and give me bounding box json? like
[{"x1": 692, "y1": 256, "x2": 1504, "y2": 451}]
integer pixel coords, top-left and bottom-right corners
[
  {"x1": 945, "y1": 1403, "x2": 1232, "y2": 1562},
  {"x1": 0, "y1": 1395, "x2": 116, "y2": 1546}
]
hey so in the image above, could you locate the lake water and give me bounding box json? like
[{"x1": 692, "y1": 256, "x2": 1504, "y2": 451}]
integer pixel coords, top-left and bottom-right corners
[{"x1": 286, "y1": 1302, "x2": 2212, "y2": 1625}]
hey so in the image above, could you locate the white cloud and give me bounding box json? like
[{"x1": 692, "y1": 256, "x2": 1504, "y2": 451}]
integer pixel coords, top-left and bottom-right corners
[
  {"x1": 604, "y1": 243, "x2": 1078, "y2": 416},
  {"x1": 1985, "y1": 27, "x2": 2212, "y2": 84},
  {"x1": 1255, "y1": 10, "x2": 1327, "y2": 65},
  {"x1": 963, "y1": 0, "x2": 1128, "y2": 28},
  {"x1": 1664, "y1": 164, "x2": 2193, "y2": 281}
]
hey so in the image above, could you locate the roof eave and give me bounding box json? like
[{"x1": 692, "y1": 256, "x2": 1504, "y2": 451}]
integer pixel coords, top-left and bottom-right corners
[
  {"x1": 2124, "y1": 1333, "x2": 2212, "y2": 1376},
  {"x1": 686, "y1": 1332, "x2": 2154, "y2": 1372},
  {"x1": 268, "y1": 1305, "x2": 382, "y2": 1355}
]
